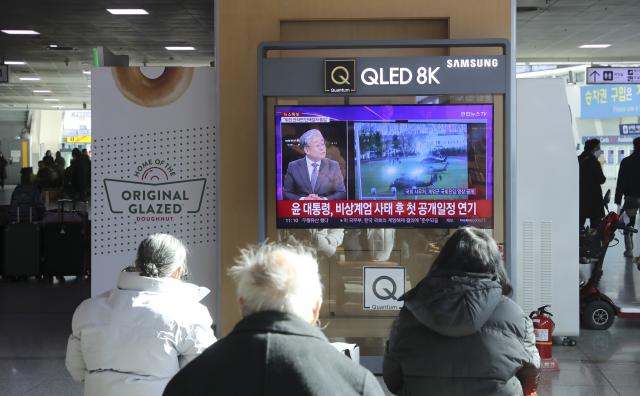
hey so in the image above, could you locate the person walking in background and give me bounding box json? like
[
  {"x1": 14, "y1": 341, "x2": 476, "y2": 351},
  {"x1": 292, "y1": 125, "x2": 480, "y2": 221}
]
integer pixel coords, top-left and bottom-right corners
[
  {"x1": 70, "y1": 148, "x2": 90, "y2": 199},
  {"x1": 0, "y1": 152, "x2": 8, "y2": 189},
  {"x1": 615, "y1": 136, "x2": 640, "y2": 257},
  {"x1": 55, "y1": 150, "x2": 66, "y2": 169},
  {"x1": 164, "y1": 242, "x2": 384, "y2": 396},
  {"x1": 579, "y1": 138, "x2": 606, "y2": 228},
  {"x1": 65, "y1": 234, "x2": 216, "y2": 396},
  {"x1": 383, "y1": 227, "x2": 540, "y2": 396},
  {"x1": 42, "y1": 149, "x2": 55, "y2": 167}
]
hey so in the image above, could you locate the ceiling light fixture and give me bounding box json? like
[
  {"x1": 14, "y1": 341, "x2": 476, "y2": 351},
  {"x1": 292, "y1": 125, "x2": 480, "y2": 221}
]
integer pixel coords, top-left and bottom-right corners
[
  {"x1": 44, "y1": 98, "x2": 59, "y2": 102},
  {"x1": 33, "y1": 90, "x2": 51, "y2": 94},
  {"x1": 107, "y1": 9, "x2": 148, "y2": 15},
  {"x1": 1, "y1": 30, "x2": 40, "y2": 35},
  {"x1": 19, "y1": 77, "x2": 41, "y2": 81},
  {"x1": 4, "y1": 61, "x2": 26, "y2": 65},
  {"x1": 82, "y1": 70, "x2": 91, "y2": 75},
  {"x1": 579, "y1": 44, "x2": 611, "y2": 49},
  {"x1": 165, "y1": 46, "x2": 195, "y2": 51},
  {"x1": 49, "y1": 44, "x2": 58, "y2": 48}
]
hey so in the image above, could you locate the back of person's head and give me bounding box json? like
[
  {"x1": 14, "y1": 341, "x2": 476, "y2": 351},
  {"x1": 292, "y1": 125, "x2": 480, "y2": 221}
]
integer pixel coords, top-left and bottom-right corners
[
  {"x1": 430, "y1": 227, "x2": 512, "y2": 295},
  {"x1": 634, "y1": 137, "x2": 640, "y2": 153},
  {"x1": 229, "y1": 242, "x2": 323, "y2": 323},
  {"x1": 55, "y1": 151, "x2": 62, "y2": 158},
  {"x1": 135, "y1": 234, "x2": 187, "y2": 278},
  {"x1": 71, "y1": 148, "x2": 80, "y2": 158},
  {"x1": 583, "y1": 138, "x2": 600, "y2": 153},
  {"x1": 45, "y1": 150, "x2": 52, "y2": 157},
  {"x1": 20, "y1": 167, "x2": 33, "y2": 185}
]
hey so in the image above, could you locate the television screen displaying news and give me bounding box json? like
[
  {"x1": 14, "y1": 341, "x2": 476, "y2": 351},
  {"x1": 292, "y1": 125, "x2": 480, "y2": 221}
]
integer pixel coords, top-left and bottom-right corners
[{"x1": 275, "y1": 104, "x2": 494, "y2": 228}]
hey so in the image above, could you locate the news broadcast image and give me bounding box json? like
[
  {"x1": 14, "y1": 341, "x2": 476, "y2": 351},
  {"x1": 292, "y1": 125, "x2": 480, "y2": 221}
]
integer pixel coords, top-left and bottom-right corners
[{"x1": 275, "y1": 105, "x2": 493, "y2": 229}]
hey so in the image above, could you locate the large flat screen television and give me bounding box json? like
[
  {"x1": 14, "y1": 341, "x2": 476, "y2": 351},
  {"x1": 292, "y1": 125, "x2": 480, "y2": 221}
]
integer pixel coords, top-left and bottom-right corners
[{"x1": 275, "y1": 104, "x2": 493, "y2": 228}]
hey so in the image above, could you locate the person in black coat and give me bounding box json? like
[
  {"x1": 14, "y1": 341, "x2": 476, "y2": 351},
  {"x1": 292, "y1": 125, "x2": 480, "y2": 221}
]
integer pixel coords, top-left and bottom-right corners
[
  {"x1": 615, "y1": 137, "x2": 640, "y2": 257},
  {"x1": 578, "y1": 138, "x2": 606, "y2": 228},
  {"x1": 163, "y1": 243, "x2": 384, "y2": 396},
  {"x1": 383, "y1": 227, "x2": 540, "y2": 396},
  {"x1": 0, "y1": 152, "x2": 8, "y2": 189}
]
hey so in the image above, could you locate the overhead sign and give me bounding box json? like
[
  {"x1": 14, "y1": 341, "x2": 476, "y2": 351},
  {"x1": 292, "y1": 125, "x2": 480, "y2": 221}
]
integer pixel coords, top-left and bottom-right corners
[
  {"x1": 620, "y1": 124, "x2": 640, "y2": 136},
  {"x1": 0, "y1": 65, "x2": 8, "y2": 83},
  {"x1": 263, "y1": 56, "x2": 506, "y2": 96},
  {"x1": 324, "y1": 59, "x2": 356, "y2": 93},
  {"x1": 363, "y1": 266, "x2": 405, "y2": 310},
  {"x1": 63, "y1": 135, "x2": 92, "y2": 143},
  {"x1": 581, "y1": 135, "x2": 637, "y2": 145},
  {"x1": 580, "y1": 84, "x2": 640, "y2": 119},
  {"x1": 587, "y1": 67, "x2": 640, "y2": 84}
]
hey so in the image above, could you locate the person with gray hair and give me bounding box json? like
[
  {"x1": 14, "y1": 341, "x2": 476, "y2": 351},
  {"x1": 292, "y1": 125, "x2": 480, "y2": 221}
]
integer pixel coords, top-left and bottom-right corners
[
  {"x1": 163, "y1": 242, "x2": 384, "y2": 396},
  {"x1": 383, "y1": 227, "x2": 540, "y2": 396},
  {"x1": 66, "y1": 234, "x2": 216, "y2": 396},
  {"x1": 283, "y1": 128, "x2": 347, "y2": 200}
]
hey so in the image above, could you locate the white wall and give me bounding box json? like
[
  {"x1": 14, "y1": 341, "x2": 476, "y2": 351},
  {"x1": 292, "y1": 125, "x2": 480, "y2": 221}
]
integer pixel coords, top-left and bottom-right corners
[
  {"x1": 30, "y1": 110, "x2": 64, "y2": 164},
  {"x1": 516, "y1": 78, "x2": 579, "y2": 336}
]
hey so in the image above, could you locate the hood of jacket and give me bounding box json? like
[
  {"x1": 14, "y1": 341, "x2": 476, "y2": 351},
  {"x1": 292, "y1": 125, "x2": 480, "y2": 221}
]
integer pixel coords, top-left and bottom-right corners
[
  {"x1": 402, "y1": 270, "x2": 503, "y2": 337},
  {"x1": 117, "y1": 270, "x2": 210, "y2": 302}
]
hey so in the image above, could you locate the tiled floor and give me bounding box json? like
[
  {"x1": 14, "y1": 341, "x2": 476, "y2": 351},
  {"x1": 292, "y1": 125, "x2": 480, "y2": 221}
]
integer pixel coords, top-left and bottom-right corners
[{"x1": 1, "y1": 197, "x2": 640, "y2": 395}]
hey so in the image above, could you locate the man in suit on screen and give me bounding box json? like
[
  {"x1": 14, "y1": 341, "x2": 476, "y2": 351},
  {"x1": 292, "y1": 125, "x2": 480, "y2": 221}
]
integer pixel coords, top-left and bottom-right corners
[{"x1": 283, "y1": 129, "x2": 346, "y2": 200}]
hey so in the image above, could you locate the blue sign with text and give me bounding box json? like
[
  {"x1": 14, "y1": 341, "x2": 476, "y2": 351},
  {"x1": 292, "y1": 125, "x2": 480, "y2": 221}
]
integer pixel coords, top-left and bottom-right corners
[
  {"x1": 620, "y1": 124, "x2": 640, "y2": 135},
  {"x1": 581, "y1": 84, "x2": 640, "y2": 119}
]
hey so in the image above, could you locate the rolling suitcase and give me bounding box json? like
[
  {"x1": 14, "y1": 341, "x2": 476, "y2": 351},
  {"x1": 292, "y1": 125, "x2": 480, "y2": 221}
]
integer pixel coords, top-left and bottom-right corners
[
  {"x1": 2, "y1": 206, "x2": 41, "y2": 278},
  {"x1": 41, "y1": 199, "x2": 86, "y2": 277}
]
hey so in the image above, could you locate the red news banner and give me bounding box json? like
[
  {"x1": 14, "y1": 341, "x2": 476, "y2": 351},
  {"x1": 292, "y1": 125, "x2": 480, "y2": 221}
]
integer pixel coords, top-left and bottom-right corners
[{"x1": 278, "y1": 200, "x2": 493, "y2": 219}]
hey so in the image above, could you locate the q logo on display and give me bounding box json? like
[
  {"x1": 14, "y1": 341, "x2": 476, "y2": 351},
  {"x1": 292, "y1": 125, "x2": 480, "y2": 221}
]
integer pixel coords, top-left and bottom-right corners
[
  {"x1": 324, "y1": 59, "x2": 356, "y2": 93},
  {"x1": 363, "y1": 267, "x2": 405, "y2": 310},
  {"x1": 372, "y1": 275, "x2": 398, "y2": 301},
  {"x1": 330, "y1": 66, "x2": 350, "y2": 86}
]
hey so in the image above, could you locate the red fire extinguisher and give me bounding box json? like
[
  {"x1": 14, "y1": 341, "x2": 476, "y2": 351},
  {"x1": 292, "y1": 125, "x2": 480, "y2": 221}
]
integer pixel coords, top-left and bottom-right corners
[{"x1": 529, "y1": 305, "x2": 559, "y2": 371}]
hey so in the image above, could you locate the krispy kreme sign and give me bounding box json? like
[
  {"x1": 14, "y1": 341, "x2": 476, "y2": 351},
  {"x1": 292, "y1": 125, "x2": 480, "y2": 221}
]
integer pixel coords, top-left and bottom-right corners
[{"x1": 103, "y1": 159, "x2": 206, "y2": 222}]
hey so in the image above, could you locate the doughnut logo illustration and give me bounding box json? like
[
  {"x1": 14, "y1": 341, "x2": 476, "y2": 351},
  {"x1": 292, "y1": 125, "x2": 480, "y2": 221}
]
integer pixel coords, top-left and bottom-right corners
[
  {"x1": 141, "y1": 166, "x2": 169, "y2": 182},
  {"x1": 112, "y1": 67, "x2": 194, "y2": 107},
  {"x1": 103, "y1": 159, "x2": 206, "y2": 222}
]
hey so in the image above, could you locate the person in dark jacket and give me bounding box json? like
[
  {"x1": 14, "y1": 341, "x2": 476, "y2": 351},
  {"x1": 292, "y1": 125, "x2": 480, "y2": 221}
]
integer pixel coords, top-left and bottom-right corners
[
  {"x1": 579, "y1": 138, "x2": 606, "y2": 228},
  {"x1": 9, "y1": 167, "x2": 45, "y2": 223},
  {"x1": 383, "y1": 227, "x2": 540, "y2": 396},
  {"x1": 42, "y1": 150, "x2": 55, "y2": 167},
  {"x1": 0, "y1": 152, "x2": 8, "y2": 189},
  {"x1": 54, "y1": 151, "x2": 66, "y2": 169},
  {"x1": 615, "y1": 137, "x2": 640, "y2": 257},
  {"x1": 164, "y1": 242, "x2": 384, "y2": 396}
]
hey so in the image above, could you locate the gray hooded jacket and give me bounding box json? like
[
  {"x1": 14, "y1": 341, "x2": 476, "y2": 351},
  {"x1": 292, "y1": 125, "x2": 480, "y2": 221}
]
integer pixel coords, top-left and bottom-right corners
[{"x1": 383, "y1": 271, "x2": 540, "y2": 396}]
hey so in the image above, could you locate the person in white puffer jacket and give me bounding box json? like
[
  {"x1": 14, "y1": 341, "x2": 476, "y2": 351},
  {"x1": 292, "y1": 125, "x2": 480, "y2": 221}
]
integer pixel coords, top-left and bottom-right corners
[{"x1": 65, "y1": 233, "x2": 216, "y2": 396}]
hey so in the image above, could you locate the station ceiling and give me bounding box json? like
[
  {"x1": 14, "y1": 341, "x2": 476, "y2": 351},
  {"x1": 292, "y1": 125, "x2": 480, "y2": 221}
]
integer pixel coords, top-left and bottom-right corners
[
  {"x1": 0, "y1": 0, "x2": 638, "y2": 110},
  {"x1": 0, "y1": 0, "x2": 213, "y2": 110}
]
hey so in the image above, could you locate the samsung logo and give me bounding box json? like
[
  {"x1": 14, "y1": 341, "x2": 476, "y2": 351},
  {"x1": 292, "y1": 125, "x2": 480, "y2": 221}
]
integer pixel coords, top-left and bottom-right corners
[{"x1": 446, "y1": 59, "x2": 499, "y2": 68}]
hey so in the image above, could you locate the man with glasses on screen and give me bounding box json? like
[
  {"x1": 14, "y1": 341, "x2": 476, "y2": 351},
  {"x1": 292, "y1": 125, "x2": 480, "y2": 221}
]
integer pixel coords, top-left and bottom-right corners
[{"x1": 283, "y1": 129, "x2": 346, "y2": 200}]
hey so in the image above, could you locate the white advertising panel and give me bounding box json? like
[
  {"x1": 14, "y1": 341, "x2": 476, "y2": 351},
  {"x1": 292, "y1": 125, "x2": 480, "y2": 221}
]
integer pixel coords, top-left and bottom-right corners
[
  {"x1": 92, "y1": 67, "x2": 217, "y2": 316},
  {"x1": 363, "y1": 266, "x2": 405, "y2": 310}
]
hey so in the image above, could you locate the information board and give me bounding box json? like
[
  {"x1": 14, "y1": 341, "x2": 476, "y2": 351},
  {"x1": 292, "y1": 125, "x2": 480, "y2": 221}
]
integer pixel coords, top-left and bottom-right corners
[
  {"x1": 620, "y1": 124, "x2": 640, "y2": 136},
  {"x1": 580, "y1": 84, "x2": 640, "y2": 119},
  {"x1": 587, "y1": 67, "x2": 640, "y2": 84}
]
